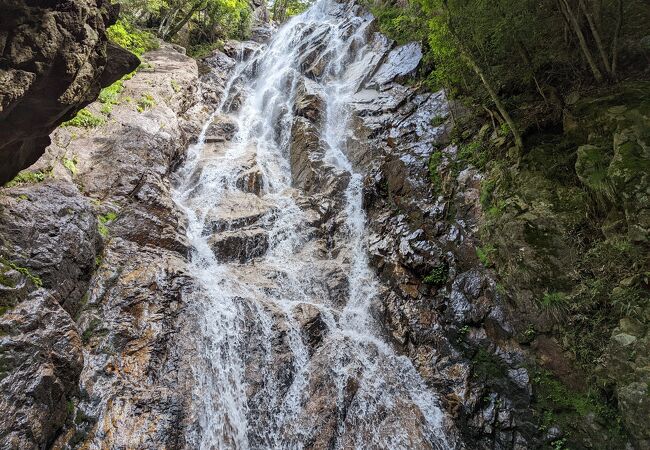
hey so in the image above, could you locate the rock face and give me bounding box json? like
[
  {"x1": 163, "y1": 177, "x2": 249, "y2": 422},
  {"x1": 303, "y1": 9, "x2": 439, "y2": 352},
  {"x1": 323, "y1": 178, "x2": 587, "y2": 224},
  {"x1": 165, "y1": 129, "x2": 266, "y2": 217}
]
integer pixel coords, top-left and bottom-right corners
[
  {"x1": 344, "y1": 34, "x2": 539, "y2": 450},
  {"x1": 0, "y1": 43, "x2": 209, "y2": 449},
  {"x1": 0, "y1": 0, "x2": 140, "y2": 186}
]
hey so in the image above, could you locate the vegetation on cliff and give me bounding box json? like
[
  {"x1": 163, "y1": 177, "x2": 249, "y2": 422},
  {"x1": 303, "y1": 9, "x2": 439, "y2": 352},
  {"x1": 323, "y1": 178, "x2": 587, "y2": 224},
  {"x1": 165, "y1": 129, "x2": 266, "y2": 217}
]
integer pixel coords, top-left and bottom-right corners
[
  {"x1": 109, "y1": 0, "x2": 253, "y2": 56},
  {"x1": 370, "y1": 0, "x2": 649, "y2": 447}
]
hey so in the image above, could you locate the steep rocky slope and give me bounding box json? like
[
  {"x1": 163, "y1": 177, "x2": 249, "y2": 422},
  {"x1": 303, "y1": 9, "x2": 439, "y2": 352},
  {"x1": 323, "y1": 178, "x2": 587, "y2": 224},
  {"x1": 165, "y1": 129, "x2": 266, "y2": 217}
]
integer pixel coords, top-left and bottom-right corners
[
  {"x1": 0, "y1": 43, "x2": 207, "y2": 449},
  {"x1": 2, "y1": 1, "x2": 646, "y2": 448},
  {"x1": 0, "y1": 0, "x2": 139, "y2": 185}
]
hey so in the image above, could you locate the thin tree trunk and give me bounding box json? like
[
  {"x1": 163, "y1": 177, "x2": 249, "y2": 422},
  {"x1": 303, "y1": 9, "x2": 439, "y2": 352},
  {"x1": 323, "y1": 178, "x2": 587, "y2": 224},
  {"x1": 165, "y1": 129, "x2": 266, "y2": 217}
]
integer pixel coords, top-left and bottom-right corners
[
  {"x1": 463, "y1": 51, "x2": 524, "y2": 151},
  {"x1": 442, "y1": 0, "x2": 523, "y2": 152},
  {"x1": 611, "y1": 0, "x2": 623, "y2": 78},
  {"x1": 579, "y1": 0, "x2": 612, "y2": 76},
  {"x1": 166, "y1": 1, "x2": 204, "y2": 40},
  {"x1": 558, "y1": 0, "x2": 604, "y2": 82}
]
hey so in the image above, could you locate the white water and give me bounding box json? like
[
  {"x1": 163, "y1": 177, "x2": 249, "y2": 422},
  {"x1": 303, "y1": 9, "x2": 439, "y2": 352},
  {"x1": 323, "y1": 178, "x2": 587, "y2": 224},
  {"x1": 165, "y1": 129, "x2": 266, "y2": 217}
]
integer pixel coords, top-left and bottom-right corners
[{"x1": 173, "y1": 1, "x2": 456, "y2": 448}]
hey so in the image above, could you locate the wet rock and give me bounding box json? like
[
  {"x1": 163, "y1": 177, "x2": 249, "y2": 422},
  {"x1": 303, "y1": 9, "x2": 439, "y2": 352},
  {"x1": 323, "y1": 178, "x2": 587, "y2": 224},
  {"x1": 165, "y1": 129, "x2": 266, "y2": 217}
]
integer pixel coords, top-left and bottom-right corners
[
  {"x1": 223, "y1": 40, "x2": 263, "y2": 60},
  {"x1": 202, "y1": 193, "x2": 274, "y2": 234},
  {"x1": 0, "y1": 0, "x2": 139, "y2": 185},
  {"x1": 294, "y1": 77, "x2": 325, "y2": 124},
  {"x1": 0, "y1": 182, "x2": 101, "y2": 315},
  {"x1": 0, "y1": 43, "x2": 211, "y2": 449},
  {"x1": 292, "y1": 303, "x2": 328, "y2": 353},
  {"x1": 209, "y1": 228, "x2": 269, "y2": 263},
  {"x1": 0, "y1": 290, "x2": 84, "y2": 449},
  {"x1": 367, "y1": 42, "x2": 423, "y2": 87}
]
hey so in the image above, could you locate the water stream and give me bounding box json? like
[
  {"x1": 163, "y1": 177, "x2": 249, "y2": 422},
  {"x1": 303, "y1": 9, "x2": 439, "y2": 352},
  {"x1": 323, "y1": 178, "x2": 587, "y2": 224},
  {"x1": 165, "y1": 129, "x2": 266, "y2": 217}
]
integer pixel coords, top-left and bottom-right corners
[{"x1": 173, "y1": 1, "x2": 456, "y2": 448}]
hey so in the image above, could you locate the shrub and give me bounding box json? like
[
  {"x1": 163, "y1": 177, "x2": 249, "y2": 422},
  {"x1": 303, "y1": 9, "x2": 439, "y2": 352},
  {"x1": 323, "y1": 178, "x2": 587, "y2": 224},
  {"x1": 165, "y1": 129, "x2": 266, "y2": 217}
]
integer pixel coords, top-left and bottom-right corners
[{"x1": 106, "y1": 20, "x2": 158, "y2": 57}]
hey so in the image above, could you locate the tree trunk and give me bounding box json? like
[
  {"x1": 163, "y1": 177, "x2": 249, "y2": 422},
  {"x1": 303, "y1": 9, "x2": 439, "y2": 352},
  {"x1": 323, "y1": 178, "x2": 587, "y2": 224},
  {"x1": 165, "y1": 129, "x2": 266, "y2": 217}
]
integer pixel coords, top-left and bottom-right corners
[
  {"x1": 165, "y1": 1, "x2": 204, "y2": 40},
  {"x1": 611, "y1": 0, "x2": 623, "y2": 78},
  {"x1": 463, "y1": 51, "x2": 524, "y2": 152},
  {"x1": 579, "y1": 0, "x2": 612, "y2": 77},
  {"x1": 442, "y1": 0, "x2": 524, "y2": 152},
  {"x1": 558, "y1": 0, "x2": 604, "y2": 83}
]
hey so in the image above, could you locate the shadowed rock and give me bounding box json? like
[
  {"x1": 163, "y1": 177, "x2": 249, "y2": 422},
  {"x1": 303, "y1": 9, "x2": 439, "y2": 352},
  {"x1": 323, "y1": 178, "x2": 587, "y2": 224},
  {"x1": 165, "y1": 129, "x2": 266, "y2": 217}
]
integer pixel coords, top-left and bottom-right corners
[{"x1": 0, "y1": 0, "x2": 139, "y2": 185}]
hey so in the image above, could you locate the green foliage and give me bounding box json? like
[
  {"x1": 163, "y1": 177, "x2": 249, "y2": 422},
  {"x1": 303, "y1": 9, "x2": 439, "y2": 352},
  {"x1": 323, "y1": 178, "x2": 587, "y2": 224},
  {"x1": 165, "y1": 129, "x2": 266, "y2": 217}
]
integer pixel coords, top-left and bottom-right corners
[
  {"x1": 472, "y1": 348, "x2": 508, "y2": 380},
  {"x1": 369, "y1": 0, "x2": 650, "y2": 136},
  {"x1": 457, "y1": 140, "x2": 487, "y2": 169},
  {"x1": 533, "y1": 369, "x2": 626, "y2": 443},
  {"x1": 272, "y1": 0, "x2": 311, "y2": 22},
  {"x1": 62, "y1": 157, "x2": 78, "y2": 175},
  {"x1": 5, "y1": 168, "x2": 51, "y2": 187},
  {"x1": 476, "y1": 244, "x2": 496, "y2": 267},
  {"x1": 98, "y1": 212, "x2": 118, "y2": 238},
  {"x1": 99, "y1": 80, "x2": 124, "y2": 108},
  {"x1": 0, "y1": 257, "x2": 42, "y2": 288},
  {"x1": 136, "y1": 93, "x2": 156, "y2": 112},
  {"x1": 62, "y1": 109, "x2": 105, "y2": 128},
  {"x1": 539, "y1": 291, "x2": 569, "y2": 309},
  {"x1": 423, "y1": 262, "x2": 449, "y2": 286},
  {"x1": 107, "y1": 19, "x2": 158, "y2": 56},
  {"x1": 188, "y1": 40, "x2": 224, "y2": 59}
]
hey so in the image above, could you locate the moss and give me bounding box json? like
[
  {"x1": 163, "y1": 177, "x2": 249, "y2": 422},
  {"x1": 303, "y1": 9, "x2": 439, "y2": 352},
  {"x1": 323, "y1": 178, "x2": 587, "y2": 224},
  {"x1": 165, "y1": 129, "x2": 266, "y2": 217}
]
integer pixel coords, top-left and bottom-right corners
[
  {"x1": 532, "y1": 369, "x2": 627, "y2": 446},
  {"x1": 62, "y1": 109, "x2": 105, "y2": 128},
  {"x1": 457, "y1": 140, "x2": 487, "y2": 169},
  {"x1": 81, "y1": 318, "x2": 102, "y2": 344},
  {"x1": 0, "y1": 269, "x2": 16, "y2": 288},
  {"x1": 0, "y1": 257, "x2": 42, "y2": 288}
]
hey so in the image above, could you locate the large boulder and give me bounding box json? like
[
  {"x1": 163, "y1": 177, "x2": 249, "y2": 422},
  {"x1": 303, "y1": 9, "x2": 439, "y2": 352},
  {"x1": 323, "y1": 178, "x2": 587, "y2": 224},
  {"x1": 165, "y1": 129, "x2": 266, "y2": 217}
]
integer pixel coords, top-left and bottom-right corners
[{"x1": 0, "y1": 0, "x2": 139, "y2": 185}]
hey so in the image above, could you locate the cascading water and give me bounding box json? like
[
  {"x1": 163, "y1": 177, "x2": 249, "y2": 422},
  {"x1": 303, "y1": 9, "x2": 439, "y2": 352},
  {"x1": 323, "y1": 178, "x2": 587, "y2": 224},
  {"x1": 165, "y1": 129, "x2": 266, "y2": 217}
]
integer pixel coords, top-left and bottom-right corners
[{"x1": 173, "y1": 0, "x2": 458, "y2": 448}]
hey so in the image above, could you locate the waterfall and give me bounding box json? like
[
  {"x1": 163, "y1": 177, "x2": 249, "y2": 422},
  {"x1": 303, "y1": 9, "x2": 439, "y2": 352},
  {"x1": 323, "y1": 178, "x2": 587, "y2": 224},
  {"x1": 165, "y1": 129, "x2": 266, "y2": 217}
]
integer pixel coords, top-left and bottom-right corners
[{"x1": 173, "y1": 0, "x2": 457, "y2": 448}]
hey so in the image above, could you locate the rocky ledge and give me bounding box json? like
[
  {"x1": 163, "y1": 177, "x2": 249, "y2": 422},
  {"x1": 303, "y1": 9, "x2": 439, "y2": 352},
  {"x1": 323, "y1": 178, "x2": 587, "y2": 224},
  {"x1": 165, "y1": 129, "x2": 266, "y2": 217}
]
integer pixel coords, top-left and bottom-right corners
[
  {"x1": 0, "y1": 0, "x2": 139, "y2": 185},
  {"x1": 0, "y1": 43, "x2": 210, "y2": 449}
]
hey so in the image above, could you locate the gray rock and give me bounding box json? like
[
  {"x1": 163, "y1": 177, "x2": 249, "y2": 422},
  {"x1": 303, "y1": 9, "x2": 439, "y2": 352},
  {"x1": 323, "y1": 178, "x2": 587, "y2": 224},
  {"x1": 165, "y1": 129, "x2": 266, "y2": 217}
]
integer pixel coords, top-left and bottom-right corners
[{"x1": 0, "y1": 0, "x2": 139, "y2": 185}]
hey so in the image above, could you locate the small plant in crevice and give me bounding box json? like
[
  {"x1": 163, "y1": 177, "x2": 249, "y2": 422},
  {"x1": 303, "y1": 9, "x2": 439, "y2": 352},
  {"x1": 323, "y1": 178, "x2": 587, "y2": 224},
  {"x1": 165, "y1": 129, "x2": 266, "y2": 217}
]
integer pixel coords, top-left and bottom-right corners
[
  {"x1": 62, "y1": 156, "x2": 78, "y2": 175},
  {"x1": 431, "y1": 115, "x2": 447, "y2": 127},
  {"x1": 4, "y1": 167, "x2": 52, "y2": 187},
  {"x1": 97, "y1": 212, "x2": 118, "y2": 238},
  {"x1": 428, "y1": 150, "x2": 443, "y2": 191},
  {"x1": 62, "y1": 109, "x2": 105, "y2": 128},
  {"x1": 81, "y1": 317, "x2": 103, "y2": 344},
  {"x1": 136, "y1": 93, "x2": 156, "y2": 112},
  {"x1": 423, "y1": 262, "x2": 449, "y2": 286}
]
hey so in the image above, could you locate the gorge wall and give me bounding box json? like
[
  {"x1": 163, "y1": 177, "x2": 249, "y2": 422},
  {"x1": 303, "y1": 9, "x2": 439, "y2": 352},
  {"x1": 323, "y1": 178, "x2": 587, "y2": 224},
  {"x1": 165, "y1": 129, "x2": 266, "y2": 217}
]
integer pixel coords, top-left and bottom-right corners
[{"x1": 0, "y1": 0, "x2": 647, "y2": 449}]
